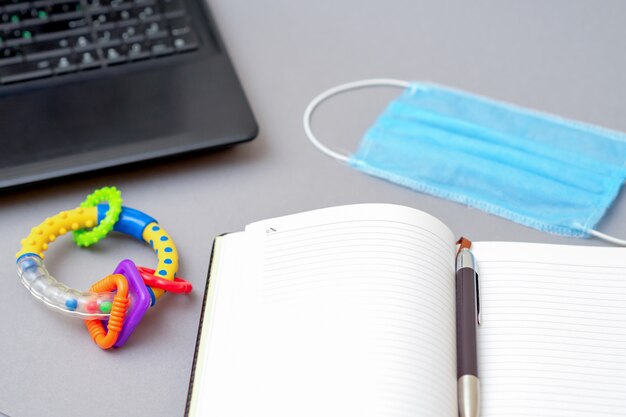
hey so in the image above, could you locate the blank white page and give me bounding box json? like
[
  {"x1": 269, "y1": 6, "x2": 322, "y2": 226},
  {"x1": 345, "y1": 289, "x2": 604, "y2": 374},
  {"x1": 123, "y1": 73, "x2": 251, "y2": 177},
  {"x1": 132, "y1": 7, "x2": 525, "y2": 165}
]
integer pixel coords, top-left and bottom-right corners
[
  {"x1": 195, "y1": 204, "x2": 458, "y2": 417},
  {"x1": 473, "y1": 242, "x2": 626, "y2": 417}
]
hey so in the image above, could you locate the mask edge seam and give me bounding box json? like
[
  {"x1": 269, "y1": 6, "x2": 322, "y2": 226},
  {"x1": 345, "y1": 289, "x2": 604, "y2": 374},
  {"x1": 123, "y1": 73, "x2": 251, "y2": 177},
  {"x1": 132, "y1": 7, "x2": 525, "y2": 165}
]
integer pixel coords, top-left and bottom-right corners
[{"x1": 356, "y1": 162, "x2": 587, "y2": 238}]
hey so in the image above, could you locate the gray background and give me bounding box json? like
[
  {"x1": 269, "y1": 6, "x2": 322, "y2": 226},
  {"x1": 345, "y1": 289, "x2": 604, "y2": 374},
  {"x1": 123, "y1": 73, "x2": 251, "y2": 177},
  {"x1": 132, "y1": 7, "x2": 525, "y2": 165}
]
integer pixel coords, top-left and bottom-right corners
[{"x1": 1, "y1": 1, "x2": 626, "y2": 416}]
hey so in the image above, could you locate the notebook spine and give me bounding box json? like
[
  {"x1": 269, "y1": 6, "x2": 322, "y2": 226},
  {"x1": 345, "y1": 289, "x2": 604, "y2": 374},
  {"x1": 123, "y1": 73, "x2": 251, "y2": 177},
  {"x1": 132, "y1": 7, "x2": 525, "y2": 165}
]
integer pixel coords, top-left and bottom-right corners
[{"x1": 183, "y1": 234, "x2": 228, "y2": 417}]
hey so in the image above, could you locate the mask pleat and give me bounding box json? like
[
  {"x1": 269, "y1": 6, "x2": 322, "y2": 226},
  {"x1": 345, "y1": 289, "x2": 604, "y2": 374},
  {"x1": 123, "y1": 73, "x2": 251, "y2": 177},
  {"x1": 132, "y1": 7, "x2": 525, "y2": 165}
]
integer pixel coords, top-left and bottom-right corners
[
  {"x1": 403, "y1": 84, "x2": 626, "y2": 168},
  {"x1": 363, "y1": 104, "x2": 619, "y2": 195}
]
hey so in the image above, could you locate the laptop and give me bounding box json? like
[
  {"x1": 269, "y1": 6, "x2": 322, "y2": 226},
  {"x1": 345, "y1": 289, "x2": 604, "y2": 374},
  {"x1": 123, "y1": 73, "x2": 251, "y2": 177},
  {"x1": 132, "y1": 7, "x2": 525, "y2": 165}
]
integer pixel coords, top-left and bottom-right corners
[{"x1": 0, "y1": 0, "x2": 258, "y2": 189}]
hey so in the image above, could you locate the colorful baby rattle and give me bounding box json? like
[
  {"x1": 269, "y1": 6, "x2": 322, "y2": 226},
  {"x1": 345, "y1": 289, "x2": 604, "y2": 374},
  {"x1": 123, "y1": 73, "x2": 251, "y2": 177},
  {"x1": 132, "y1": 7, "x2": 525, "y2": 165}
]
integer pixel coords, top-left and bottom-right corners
[{"x1": 15, "y1": 186, "x2": 192, "y2": 350}]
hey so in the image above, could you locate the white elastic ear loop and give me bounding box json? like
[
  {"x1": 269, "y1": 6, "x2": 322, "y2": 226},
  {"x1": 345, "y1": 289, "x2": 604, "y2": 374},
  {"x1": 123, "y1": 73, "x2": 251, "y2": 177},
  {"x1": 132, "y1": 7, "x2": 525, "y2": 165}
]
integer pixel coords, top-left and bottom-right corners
[
  {"x1": 303, "y1": 78, "x2": 411, "y2": 163},
  {"x1": 587, "y1": 229, "x2": 626, "y2": 246}
]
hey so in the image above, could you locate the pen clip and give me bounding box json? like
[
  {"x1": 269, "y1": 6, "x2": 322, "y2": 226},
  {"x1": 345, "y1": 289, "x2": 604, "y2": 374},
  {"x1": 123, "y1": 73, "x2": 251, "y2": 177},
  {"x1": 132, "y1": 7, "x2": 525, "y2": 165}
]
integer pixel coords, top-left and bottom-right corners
[{"x1": 475, "y1": 270, "x2": 481, "y2": 326}]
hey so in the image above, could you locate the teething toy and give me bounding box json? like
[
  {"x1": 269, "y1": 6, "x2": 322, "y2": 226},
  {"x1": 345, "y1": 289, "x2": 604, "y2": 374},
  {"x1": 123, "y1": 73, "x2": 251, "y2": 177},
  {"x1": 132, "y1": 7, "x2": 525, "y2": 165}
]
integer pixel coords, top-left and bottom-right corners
[{"x1": 15, "y1": 186, "x2": 192, "y2": 349}]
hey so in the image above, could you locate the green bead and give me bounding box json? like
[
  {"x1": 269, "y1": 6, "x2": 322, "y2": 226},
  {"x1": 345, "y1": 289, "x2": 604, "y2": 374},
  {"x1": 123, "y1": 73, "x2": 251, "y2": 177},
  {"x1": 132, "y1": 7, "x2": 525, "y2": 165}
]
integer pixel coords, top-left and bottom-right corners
[{"x1": 99, "y1": 301, "x2": 112, "y2": 313}]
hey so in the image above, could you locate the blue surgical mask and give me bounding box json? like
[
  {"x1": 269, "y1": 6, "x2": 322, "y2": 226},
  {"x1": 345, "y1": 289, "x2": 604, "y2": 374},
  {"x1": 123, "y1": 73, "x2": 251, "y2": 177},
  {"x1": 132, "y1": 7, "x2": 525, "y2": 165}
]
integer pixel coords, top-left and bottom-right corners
[{"x1": 303, "y1": 79, "x2": 626, "y2": 244}]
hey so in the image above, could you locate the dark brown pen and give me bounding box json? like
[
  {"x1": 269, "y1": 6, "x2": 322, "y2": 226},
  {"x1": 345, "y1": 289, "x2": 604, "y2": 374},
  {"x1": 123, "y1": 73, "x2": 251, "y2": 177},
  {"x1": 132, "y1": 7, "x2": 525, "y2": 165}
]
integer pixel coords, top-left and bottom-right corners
[{"x1": 456, "y1": 245, "x2": 481, "y2": 417}]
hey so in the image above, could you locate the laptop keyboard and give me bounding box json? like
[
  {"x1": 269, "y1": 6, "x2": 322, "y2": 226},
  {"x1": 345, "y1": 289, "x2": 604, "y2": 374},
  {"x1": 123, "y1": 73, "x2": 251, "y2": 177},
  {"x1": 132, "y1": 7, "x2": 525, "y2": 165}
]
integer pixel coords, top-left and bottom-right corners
[{"x1": 0, "y1": 0, "x2": 199, "y2": 85}]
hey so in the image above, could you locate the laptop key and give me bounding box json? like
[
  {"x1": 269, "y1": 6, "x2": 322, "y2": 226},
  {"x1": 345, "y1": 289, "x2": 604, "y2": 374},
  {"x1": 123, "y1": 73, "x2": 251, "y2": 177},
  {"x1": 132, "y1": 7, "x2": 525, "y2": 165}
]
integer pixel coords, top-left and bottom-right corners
[
  {"x1": 135, "y1": 5, "x2": 159, "y2": 22},
  {"x1": 149, "y1": 37, "x2": 172, "y2": 56},
  {"x1": 103, "y1": 44, "x2": 126, "y2": 64},
  {"x1": 167, "y1": 16, "x2": 190, "y2": 37},
  {"x1": 29, "y1": 17, "x2": 89, "y2": 41},
  {"x1": 113, "y1": 8, "x2": 137, "y2": 27},
  {"x1": 70, "y1": 33, "x2": 96, "y2": 51},
  {"x1": 84, "y1": 0, "x2": 109, "y2": 13},
  {"x1": 49, "y1": 1, "x2": 84, "y2": 16},
  {"x1": 0, "y1": 59, "x2": 53, "y2": 83},
  {"x1": 85, "y1": 0, "x2": 112, "y2": 10},
  {"x1": 0, "y1": 45, "x2": 23, "y2": 66},
  {"x1": 90, "y1": 11, "x2": 117, "y2": 29},
  {"x1": 143, "y1": 21, "x2": 166, "y2": 38},
  {"x1": 95, "y1": 27, "x2": 123, "y2": 47},
  {"x1": 126, "y1": 40, "x2": 149, "y2": 60},
  {"x1": 109, "y1": 0, "x2": 133, "y2": 10},
  {"x1": 3, "y1": 1, "x2": 30, "y2": 13},
  {"x1": 119, "y1": 24, "x2": 143, "y2": 43},
  {"x1": 172, "y1": 32, "x2": 197, "y2": 52},
  {"x1": 52, "y1": 53, "x2": 78, "y2": 74},
  {"x1": 23, "y1": 39, "x2": 71, "y2": 60},
  {"x1": 20, "y1": 7, "x2": 54, "y2": 26},
  {"x1": 0, "y1": 11, "x2": 22, "y2": 30},
  {"x1": 50, "y1": 10, "x2": 84, "y2": 22},
  {"x1": 77, "y1": 50, "x2": 100, "y2": 69},
  {"x1": 3, "y1": 27, "x2": 34, "y2": 46},
  {"x1": 159, "y1": 0, "x2": 184, "y2": 18}
]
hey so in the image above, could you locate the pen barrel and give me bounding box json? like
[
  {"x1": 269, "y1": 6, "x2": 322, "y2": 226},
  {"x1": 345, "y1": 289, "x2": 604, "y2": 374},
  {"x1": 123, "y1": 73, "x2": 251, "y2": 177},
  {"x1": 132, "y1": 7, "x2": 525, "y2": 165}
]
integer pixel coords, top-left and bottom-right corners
[{"x1": 456, "y1": 267, "x2": 478, "y2": 378}]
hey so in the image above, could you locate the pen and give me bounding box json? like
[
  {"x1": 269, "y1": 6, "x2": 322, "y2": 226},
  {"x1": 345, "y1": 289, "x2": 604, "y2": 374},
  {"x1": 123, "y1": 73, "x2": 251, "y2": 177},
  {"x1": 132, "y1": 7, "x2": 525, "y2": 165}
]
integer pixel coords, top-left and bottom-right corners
[{"x1": 456, "y1": 240, "x2": 481, "y2": 417}]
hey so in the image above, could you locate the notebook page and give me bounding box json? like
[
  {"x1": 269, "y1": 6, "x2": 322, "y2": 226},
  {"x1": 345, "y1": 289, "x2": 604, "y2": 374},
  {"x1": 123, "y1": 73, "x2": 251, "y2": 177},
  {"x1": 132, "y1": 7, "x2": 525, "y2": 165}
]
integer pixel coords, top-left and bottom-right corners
[
  {"x1": 197, "y1": 204, "x2": 458, "y2": 417},
  {"x1": 472, "y1": 242, "x2": 626, "y2": 417}
]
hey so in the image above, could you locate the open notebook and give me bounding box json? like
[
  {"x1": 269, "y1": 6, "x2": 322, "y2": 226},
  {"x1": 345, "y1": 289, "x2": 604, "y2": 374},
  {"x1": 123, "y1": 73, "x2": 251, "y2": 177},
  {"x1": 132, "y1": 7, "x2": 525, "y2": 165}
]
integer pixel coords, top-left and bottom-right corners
[{"x1": 185, "y1": 204, "x2": 626, "y2": 417}]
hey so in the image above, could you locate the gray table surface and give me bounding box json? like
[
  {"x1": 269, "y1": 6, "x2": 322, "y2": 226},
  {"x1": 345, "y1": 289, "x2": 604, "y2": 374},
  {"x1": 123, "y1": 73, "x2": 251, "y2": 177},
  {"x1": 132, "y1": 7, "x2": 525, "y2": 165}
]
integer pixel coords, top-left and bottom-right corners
[{"x1": 1, "y1": 1, "x2": 625, "y2": 416}]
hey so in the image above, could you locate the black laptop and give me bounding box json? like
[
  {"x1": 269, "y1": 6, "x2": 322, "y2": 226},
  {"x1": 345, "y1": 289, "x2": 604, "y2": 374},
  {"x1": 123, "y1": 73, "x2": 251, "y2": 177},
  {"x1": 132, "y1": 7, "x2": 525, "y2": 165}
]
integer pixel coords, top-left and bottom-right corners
[{"x1": 0, "y1": 0, "x2": 258, "y2": 188}]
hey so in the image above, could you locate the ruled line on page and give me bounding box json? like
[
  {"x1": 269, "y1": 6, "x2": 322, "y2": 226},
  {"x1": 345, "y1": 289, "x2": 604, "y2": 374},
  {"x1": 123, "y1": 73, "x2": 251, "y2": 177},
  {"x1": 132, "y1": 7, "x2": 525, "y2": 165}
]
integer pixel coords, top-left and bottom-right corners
[
  {"x1": 265, "y1": 227, "x2": 452, "y2": 258},
  {"x1": 263, "y1": 249, "x2": 451, "y2": 279},
  {"x1": 261, "y1": 268, "x2": 453, "y2": 304},
  {"x1": 263, "y1": 218, "x2": 453, "y2": 252},
  {"x1": 261, "y1": 275, "x2": 455, "y2": 311},
  {"x1": 265, "y1": 228, "x2": 453, "y2": 269},
  {"x1": 264, "y1": 241, "x2": 452, "y2": 273}
]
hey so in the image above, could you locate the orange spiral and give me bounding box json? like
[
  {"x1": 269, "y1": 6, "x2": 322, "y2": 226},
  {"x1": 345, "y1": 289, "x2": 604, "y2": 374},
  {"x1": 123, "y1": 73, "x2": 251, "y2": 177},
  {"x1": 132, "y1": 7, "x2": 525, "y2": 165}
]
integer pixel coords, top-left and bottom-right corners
[
  {"x1": 89, "y1": 274, "x2": 128, "y2": 295},
  {"x1": 84, "y1": 274, "x2": 129, "y2": 350}
]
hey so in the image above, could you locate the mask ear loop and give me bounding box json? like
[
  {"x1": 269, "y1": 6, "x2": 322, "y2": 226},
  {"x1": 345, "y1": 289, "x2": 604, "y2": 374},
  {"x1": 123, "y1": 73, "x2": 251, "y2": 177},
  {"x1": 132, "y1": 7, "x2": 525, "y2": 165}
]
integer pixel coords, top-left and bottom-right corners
[
  {"x1": 586, "y1": 229, "x2": 626, "y2": 246},
  {"x1": 303, "y1": 78, "x2": 411, "y2": 163}
]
